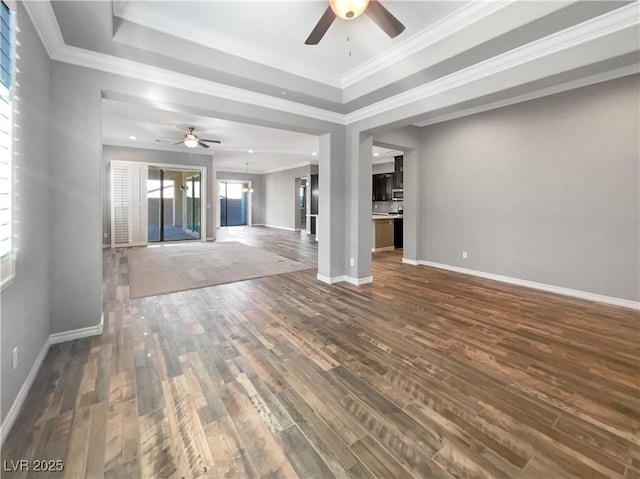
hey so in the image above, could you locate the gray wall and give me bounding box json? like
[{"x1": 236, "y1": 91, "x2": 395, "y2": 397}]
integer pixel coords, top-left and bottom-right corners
[
  {"x1": 216, "y1": 170, "x2": 265, "y2": 226},
  {"x1": 263, "y1": 165, "x2": 313, "y2": 230},
  {"x1": 102, "y1": 145, "x2": 215, "y2": 244},
  {"x1": 1, "y1": 5, "x2": 51, "y2": 423},
  {"x1": 420, "y1": 75, "x2": 640, "y2": 301}
]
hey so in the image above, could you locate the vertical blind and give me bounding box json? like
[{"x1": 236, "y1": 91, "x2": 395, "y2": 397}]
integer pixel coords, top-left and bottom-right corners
[{"x1": 0, "y1": 1, "x2": 12, "y2": 262}]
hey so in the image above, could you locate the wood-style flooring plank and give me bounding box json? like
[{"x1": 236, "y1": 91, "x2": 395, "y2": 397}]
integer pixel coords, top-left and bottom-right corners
[{"x1": 1, "y1": 226, "x2": 637, "y2": 479}]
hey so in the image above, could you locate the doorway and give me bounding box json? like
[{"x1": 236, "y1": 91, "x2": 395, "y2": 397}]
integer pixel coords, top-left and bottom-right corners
[
  {"x1": 148, "y1": 167, "x2": 201, "y2": 242},
  {"x1": 219, "y1": 181, "x2": 248, "y2": 226},
  {"x1": 300, "y1": 178, "x2": 307, "y2": 230}
]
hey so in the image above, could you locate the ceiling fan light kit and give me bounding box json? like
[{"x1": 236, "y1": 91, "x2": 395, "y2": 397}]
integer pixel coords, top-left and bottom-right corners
[
  {"x1": 329, "y1": 0, "x2": 369, "y2": 20},
  {"x1": 305, "y1": 0, "x2": 405, "y2": 45},
  {"x1": 156, "y1": 126, "x2": 222, "y2": 149},
  {"x1": 183, "y1": 132, "x2": 199, "y2": 148}
]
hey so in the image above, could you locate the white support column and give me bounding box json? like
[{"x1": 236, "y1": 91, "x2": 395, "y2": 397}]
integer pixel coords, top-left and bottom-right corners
[
  {"x1": 344, "y1": 128, "x2": 374, "y2": 284},
  {"x1": 402, "y1": 148, "x2": 422, "y2": 264},
  {"x1": 317, "y1": 131, "x2": 347, "y2": 284}
]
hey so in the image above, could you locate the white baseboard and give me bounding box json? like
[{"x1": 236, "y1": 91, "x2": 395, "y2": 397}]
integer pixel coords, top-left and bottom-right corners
[
  {"x1": 0, "y1": 337, "x2": 50, "y2": 446},
  {"x1": 0, "y1": 314, "x2": 105, "y2": 447},
  {"x1": 402, "y1": 257, "x2": 419, "y2": 265},
  {"x1": 317, "y1": 273, "x2": 345, "y2": 284},
  {"x1": 263, "y1": 224, "x2": 297, "y2": 232},
  {"x1": 372, "y1": 246, "x2": 395, "y2": 252},
  {"x1": 49, "y1": 313, "x2": 104, "y2": 344},
  {"x1": 419, "y1": 260, "x2": 640, "y2": 310},
  {"x1": 344, "y1": 275, "x2": 373, "y2": 285},
  {"x1": 317, "y1": 273, "x2": 373, "y2": 286}
]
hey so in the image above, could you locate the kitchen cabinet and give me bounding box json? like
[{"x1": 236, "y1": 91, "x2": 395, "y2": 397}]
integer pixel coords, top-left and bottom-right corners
[
  {"x1": 372, "y1": 174, "x2": 392, "y2": 201},
  {"x1": 373, "y1": 218, "x2": 394, "y2": 251},
  {"x1": 393, "y1": 155, "x2": 403, "y2": 189},
  {"x1": 393, "y1": 172, "x2": 403, "y2": 189}
]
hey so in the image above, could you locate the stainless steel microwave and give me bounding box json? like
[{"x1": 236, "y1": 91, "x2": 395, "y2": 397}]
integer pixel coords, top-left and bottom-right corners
[{"x1": 392, "y1": 189, "x2": 403, "y2": 201}]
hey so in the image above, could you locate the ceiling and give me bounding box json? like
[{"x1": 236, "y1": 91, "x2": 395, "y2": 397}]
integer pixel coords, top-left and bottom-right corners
[{"x1": 34, "y1": 0, "x2": 638, "y2": 173}]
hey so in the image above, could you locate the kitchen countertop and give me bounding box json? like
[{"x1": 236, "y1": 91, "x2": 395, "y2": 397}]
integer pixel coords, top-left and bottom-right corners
[{"x1": 372, "y1": 214, "x2": 403, "y2": 219}]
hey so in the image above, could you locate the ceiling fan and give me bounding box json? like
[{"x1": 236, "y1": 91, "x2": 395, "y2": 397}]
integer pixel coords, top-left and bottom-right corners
[
  {"x1": 156, "y1": 127, "x2": 221, "y2": 149},
  {"x1": 305, "y1": 0, "x2": 405, "y2": 45}
]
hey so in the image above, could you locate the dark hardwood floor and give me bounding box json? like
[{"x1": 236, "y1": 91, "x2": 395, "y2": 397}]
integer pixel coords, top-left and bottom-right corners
[{"x1": 2, "y1": 226, "x2": 638, "y2": 478}]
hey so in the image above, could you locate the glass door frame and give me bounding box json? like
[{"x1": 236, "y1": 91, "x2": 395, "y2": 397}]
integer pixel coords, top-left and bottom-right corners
[
  {"x1": 218, "y1": 179, "x2": 252, "y2": 227},
  {"x1": 145, "y1": 162, "x2": 207, "y2": 244}
]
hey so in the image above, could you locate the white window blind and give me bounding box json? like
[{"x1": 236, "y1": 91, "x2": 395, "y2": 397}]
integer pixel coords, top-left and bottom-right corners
[
  {"x1": 0, "y1": 0, "x2": 14, "y2": 288},
  {"x1": 111, "y1": 161, "x2": 148, "y2": 247}
]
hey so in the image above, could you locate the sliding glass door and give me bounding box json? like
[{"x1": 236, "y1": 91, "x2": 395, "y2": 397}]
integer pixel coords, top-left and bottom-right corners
[
  {"x1": 219, "y1": 182, "x2": 247, "y2": 226},
  {"x1": 147, "y1": 168, "x2": 200, "y2": 242},
  {"x1": 184, "y1": 173, "x2": 201, "y2": 236}
]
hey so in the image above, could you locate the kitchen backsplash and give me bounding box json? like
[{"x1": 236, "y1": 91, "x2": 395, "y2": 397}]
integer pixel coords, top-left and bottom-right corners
[{"x1": 372, "y1": 201, "x2": 403, "y2": 214}]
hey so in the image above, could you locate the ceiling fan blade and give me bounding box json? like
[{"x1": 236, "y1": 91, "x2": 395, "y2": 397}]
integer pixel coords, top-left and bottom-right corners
[
  {"x1": 172, "y1": 141, "x2": 184, "y2": 145},
  {"x1": 365, "y1": 0, "x2": 405, "y2": 38},
  {"x1": 200, "y1": 139, "x2": 221, "y2": 144},
  {"x1": 198, "y1": 141, "x2": 210, "y2": 149},
  {"x1": 305, "y1": 6, "x2": 336, "y2": 45}
]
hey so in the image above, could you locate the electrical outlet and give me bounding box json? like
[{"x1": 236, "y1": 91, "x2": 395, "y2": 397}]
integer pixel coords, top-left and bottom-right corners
[
  {"x1": 350, "y1": 258, "x2": 355, "y2": 267},
  {"x1": 462, "y1": 251, "x2": 468, "y2": 259},
  {"x1": 12, "y1": 347, "x2": 18, "y2": 370}
]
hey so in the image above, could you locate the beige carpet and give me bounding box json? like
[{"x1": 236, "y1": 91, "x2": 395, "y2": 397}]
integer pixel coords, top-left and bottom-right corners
[{"x1": 128, "y1": 241, "x2": 311, "y2": 299}]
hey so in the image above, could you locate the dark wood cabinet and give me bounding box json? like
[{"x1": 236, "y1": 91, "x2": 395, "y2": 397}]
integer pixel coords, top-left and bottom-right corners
[
  {"x1": 393, "y1": 172, "x2": 403, "y2": 189},
  {"x1": 372, "y1": 174, "x2": 393, "y2": 201},
  {"x1": 393, "y1": 155, "x2": 404, "y2": 189},
  {"x1": 394, "y1": 155, "x2": 403, "y2": 172}
]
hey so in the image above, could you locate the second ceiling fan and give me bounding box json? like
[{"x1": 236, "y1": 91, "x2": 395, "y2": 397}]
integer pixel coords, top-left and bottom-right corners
[
  {"x1": 156, "y1": 127, "x2": 221, "y2": 149},
  {"x1": 305, "y1": 0, "x2": 405, "y2": 45}
]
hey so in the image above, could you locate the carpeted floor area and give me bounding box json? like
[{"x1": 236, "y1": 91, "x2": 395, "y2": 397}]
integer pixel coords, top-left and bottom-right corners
[{"x1": 128, "y1": 241, "x2": 312, "y2": 298}]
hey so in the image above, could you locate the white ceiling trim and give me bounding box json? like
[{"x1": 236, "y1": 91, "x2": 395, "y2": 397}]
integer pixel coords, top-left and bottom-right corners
[
  {"x1": 112, "y1": 1, "x2": 342, "y2": 88},
  {"x1": 113, "y1": 0, "x2": 506, "y2": 90},
  {"x1": 23, "y1": 1, "x2": 344, "y2": 125},
  {"x1": 341, "y1": 0, "x2": 510, "y2": 88},
  {"x1": 23, "y1": 1, "x2": 640, "y2": 130},
  {"x1": 343, "y1": 2, "x2": 640, "y2": 124},
  {"x1": 412, "y1": 64, "x2": 640, "y2": 127}
]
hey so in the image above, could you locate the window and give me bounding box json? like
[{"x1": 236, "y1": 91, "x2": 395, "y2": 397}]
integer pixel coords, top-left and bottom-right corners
[{"x1": 0, "y1": 0, "x2": 14, "y2": 288}]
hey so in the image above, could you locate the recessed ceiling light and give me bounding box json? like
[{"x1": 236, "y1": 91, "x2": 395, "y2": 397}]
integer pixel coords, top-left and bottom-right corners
[
  {"x1": 312, "y1": 152, "x2": 317, "y2": 156},
  {"x1": 248, "y1": 149, "x2": 254, "y2": 154},
  {"x1": 373, "y1": 152, "x2": 379, "y2": 157},
  {"x1": 128, "y1": 135, "x2": 136, "y2": 140}
]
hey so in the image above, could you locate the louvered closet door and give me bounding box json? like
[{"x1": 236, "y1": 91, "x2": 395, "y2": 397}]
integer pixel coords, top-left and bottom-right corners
[{"x1": 111, "y1": 161, "x2": 148, "y2": 247}]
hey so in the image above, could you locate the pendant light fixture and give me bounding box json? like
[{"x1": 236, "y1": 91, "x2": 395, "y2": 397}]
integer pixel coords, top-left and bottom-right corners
[{"x1": 241, "y1": 162, "x2": 254, "y2": 193}]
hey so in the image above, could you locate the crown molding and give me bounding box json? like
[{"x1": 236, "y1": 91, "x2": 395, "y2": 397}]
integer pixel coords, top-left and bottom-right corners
[
  {"x1": 341, "y1": 0, "x2": 511, "y2": 88},
  {"x1": 23, "y1": 0, "x2": 344, "y2": 124},
  {"x1": 23, "y1": 1, "x2": 640, "y2": 130},
  {"x1": 344, "y1": 2, "x2": 640, "y2": 124},
  {"x1": 113, "y1": 0, "x2": 343, "y2": 89},
  {"x1": 412, "y1": 64, "x2": 640, "y2": 128},
  {"x1": 21, "y1": 0, "x2": 64, "y2": 57}
]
